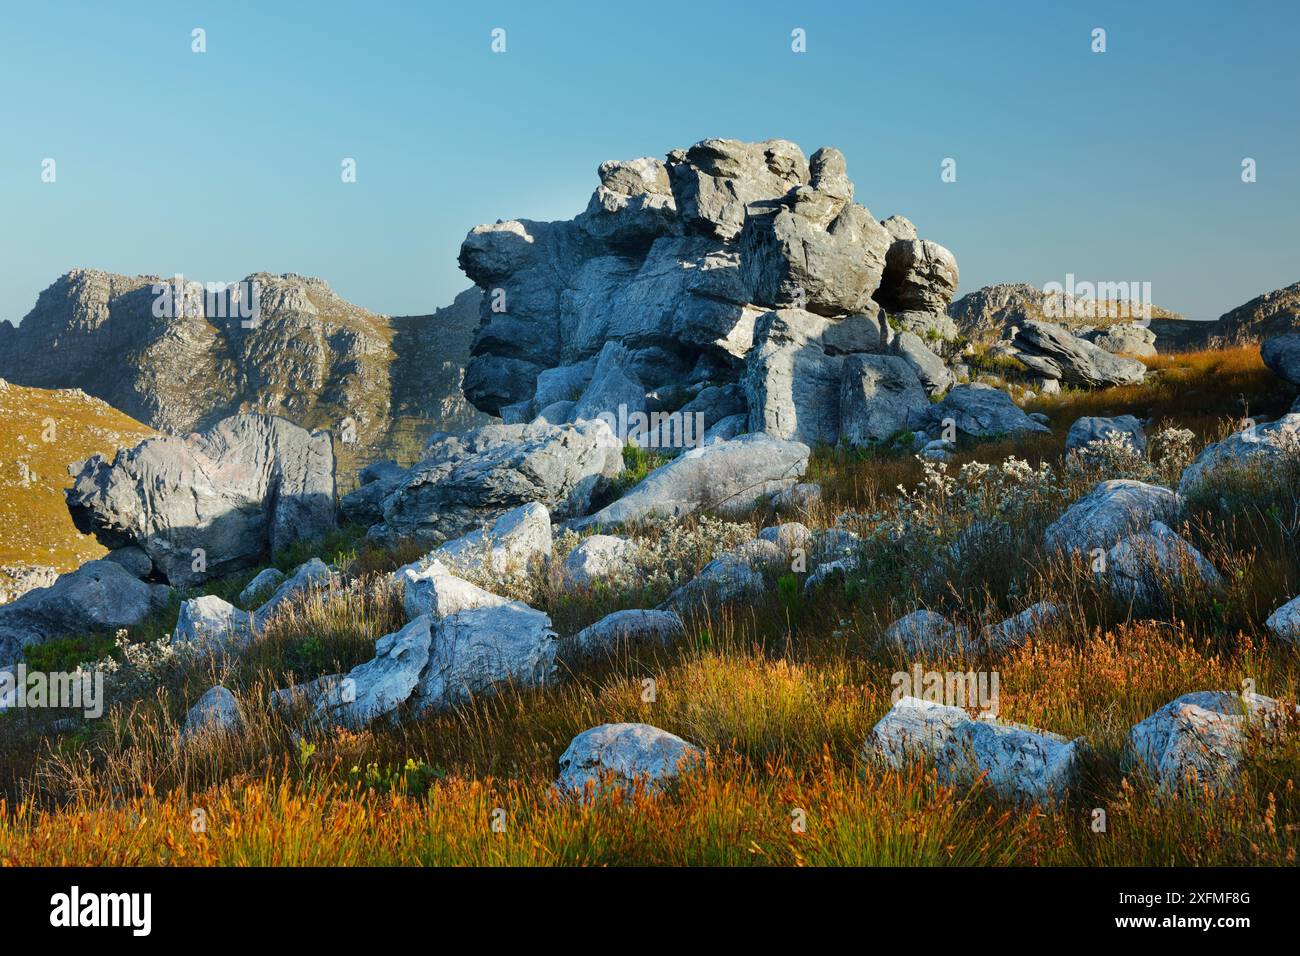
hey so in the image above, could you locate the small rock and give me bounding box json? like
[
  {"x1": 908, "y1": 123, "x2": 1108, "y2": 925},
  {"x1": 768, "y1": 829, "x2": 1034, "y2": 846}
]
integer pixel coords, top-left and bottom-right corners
[
  {"x1": 556, "y1": 723, "x2": 704, "y2": 795},
  {"x1": 883, "y1": 609, "x2": 971, "y2": 656},
  {"x1": 181, "y1": 685, "x2": 240, "y2": 743},
  {"x1": 568, "y1": 609, "x2": 686, "y2": 658},
  {"x1": 239, "y1": 567, "x2": 287, "y2": 607},
  {"x1": 559, "y1": 535, "x2": 643, "y2": 590}
]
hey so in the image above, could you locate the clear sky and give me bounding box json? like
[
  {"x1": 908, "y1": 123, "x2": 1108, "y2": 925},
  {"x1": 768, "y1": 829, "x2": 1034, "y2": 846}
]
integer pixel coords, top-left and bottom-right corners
[{"x1": 2, "y1": 0, "x2": 1297, "y2": 323}]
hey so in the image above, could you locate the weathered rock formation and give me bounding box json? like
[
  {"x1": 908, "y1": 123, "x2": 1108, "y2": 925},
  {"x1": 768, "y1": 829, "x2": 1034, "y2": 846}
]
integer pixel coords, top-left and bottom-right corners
[
  {"x1": 457, "y1": 138, "x2": 961, "y2": 447},
  {"x1": 66, "y1": 414, "x2": 337, "y2": 587}
]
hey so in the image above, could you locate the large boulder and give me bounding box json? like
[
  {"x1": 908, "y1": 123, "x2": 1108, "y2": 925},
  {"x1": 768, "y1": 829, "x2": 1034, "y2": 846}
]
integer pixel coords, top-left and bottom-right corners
[
  {"x1": 573, "y1": 433, "x2": 809, "y2": 529},
  {"x1": 171, "y1": 595, "x2": 255, "y2": 657},
  {"x1": 369, "y1": 420, "x2": 623, "y2": 546},
  {"x1": 556, "y1": 722, "x2": 704, "y2": 795},
  {"x1": 180, "y1": 685, "x2": 241, "y2": 744},
  {"x1": 743, "y1": 308, "x2": 891, "y2": 446},
  {"x1": 982, "y1": 601, "x2": 1063, "y2": 653},
  {"x1": 1177, "y1": 413, "x2": 1300, "y2": 496},
  {"x1": 1011, "y1": 321, "x2": 1146, "y2": 387},
  {"x1": 658, "y1": 547, "x2": 770, "y2": 612},
  {"x1": 1261, "y1": 333, "x2": 1300, "y2": 386},
  {"x1": 924, "y1": 383, "x2": 1050, "y2": 438},
  {"x1": 839, "y1": 354, "x2": 930, "y2": 445},
  {"x1": 890, "y1": 330, "x2": 955, "y2": 397},
  {"x1": 559, "y1": 534, "x2": 644, "y2": 591},
  {"x1": 65, "y1": 414, "x2": 336, "y2": 587},
  {"x1": 740, "y1": 148, "x2": 892, "y2": 316},
  {"x1": 0, "y1": 560, "x2": 169, "y2": 666},
  {"x1": 1126, "y1": 691, "x2": 1293, "y2": 793},
  {"x1": 875, "y1": 240, "x2": 960, "y2": 315},
  {"x1": 1083, "y1": 323, "x2": 1158, "y2": 357},
  {"x1": 457, "y1": 137, "x2": 958, "y2": 445},
  {"x1": 433, "y1": 502, "x2": 552, "y2": 578},
  {"x1": 882, "y1": 610, "x2": 971, "y2": 656},
  {"x1": 1043, "y1": 480, "x2": 1181, "y2": 555},
  {"x1": 398, "y1": 559, "x2": 510, "y2": 622},
  {"x1": 409, "y1": 602, "x2": 558, "y2": 714},
  {"x1": 866, "y1": 696, "x2": 1084, "y2": 804}
]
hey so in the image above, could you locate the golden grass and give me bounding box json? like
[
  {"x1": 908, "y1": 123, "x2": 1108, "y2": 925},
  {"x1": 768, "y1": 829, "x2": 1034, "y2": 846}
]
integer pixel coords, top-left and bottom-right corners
[{"x1": 1, "y1": 343, "x2": 1298, "y2": 866}]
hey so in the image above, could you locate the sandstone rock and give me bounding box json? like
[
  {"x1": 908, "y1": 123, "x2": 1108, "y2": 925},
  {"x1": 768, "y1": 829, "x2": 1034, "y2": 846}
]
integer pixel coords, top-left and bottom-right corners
[
  {"x1": 1104, "y1": 521, "x2": 1224, "y2": 605},
  {"x1": 434, "y1": 502, "x2": 552, "y2": 579},
  {"x1": 1084, "y1": 322, "x2": 1158, "y2": 357},
  {"x1": 1126, "y1": 691, "x2": 1293, "y2": 792},
  {"x1": 66, "y1": 414, "x2": 336, "y2": 587},
  {"x1": 568, "y1": 609, "x2": 686, "y2": 658},
  {"x1": 316, "y1": 616, "x2": 432, "y2": 728},
  {"x1": 1011, "y1": 321, "x2": 1146, "y2": 387},
  {"x1": 1210, "y1": 282, "x2": 1300, "y2": 343},
  {"x1": 876, "y1": 240, "x2": 960, "y2": 315},
  {"x1": 668, "y1": 138, "x2": 809, "y2": 239},
  {"x1": 1261, "y1": 333, "x2": 1300, "y2": 386},
  {"x1": 574, "y1": 433, "x2": 809, "y2": 529},
  {"x1": 371, "y1": 419, "x2": 623, "y2": 546},
  {"x1": 771, "y1": 482, "x2": 822, "y2": 514},
  {"x1": 890, "y1": 330, "x2": 955, "y2": 397},
  {"x1": 559, "y1": 535, "x2": 643, "y2": 590},
  {"x1": 0, "y1": 560, "x2": 169, "y2": 666},
  {"x1": 569, "y1": 341, "x2": 649, "y2": 429},
  {"x1": 883, "y1": 610, "x2": 971, "y2": 656},
  {"x1": 744, "y1": 309, "x2": 852, "y2": 446},
  {"x1": 839, "y1": 354, "x2": 930, "y2": 445},
  {"x1": 925, "y1": 383, "x2": 1050, "y2": 438},
  {"x1": 340, "y1": 460, "x2": 408, "y2": 526},
  {"x1": 556, "y1": 723, "x2": 704, "y2": 795},
  {"x1": 1043, "y1": 480, "x2": 1181, "y2": 555},
  {"x1": 398, "y1": 560, "x2": 509, "y2": 622},
  {"x1": 866, "y1": 696, "x2": 1084, "y2": 803},
  {"x1": 252, "y1": 559, "x2": 334, "y2": 630},
  {"x1": 103, "y1": 546, "x2": 152, "y2": 579},
  {"x1": 239, "y1": 567, "x2": 287, "y2": 607},
  {"x1": 1178, "y1": 413, "x2": 1300, "y2": 496},
  {"x1": 181, "y1": 685, "x2": 240, "y2": 743},
  {"x1": 171, "y1": 595, "x2": 255, "y2": 657},
  {"x1": 409, "y1": 603, "x2": 558, "y2": 714},
  {"x1": 658, "y1": 550, "x2": 767, "y2": 612},
  {"x1": 1065, "y1": 415, "x2": 1148, "y2": 456},
  {"x1": 1265, "y1": 594, "x2": 1300, "y2": 645},
  {"x1": 982, "y1": 601, "x2": 1063, "y2": 653},
  {"x1": 758, "y1": 521, "x2": 813, "y2": 555}
]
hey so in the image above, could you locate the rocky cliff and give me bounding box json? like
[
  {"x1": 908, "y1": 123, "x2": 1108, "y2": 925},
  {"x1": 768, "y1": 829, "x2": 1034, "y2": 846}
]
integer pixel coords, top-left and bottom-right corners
[
  {"x1": 0, "y1": 271, "x2": 488, "y2": 486},
  {"x1": 1208, "y1": 281, "x2": 1300, "y2": 344}
]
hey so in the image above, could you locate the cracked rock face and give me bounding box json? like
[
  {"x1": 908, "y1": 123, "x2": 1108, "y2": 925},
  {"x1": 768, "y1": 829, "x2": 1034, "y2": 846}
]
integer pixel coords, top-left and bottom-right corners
[{"x1": 457, "y1": 138, "x2": 960, "y2": 448}]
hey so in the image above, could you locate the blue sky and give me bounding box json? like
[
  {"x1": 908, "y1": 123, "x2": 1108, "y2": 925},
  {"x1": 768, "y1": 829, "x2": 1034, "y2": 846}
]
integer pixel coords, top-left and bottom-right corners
[{"x1": 2, "y1": 0, "x2": 1297, "y2": 322}]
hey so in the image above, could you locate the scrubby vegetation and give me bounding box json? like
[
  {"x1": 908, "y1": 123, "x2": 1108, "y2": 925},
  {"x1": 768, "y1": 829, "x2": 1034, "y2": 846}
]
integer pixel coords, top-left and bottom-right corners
[{"x1": 1, "y1": 346, "x2": 1298, "y2": 866}]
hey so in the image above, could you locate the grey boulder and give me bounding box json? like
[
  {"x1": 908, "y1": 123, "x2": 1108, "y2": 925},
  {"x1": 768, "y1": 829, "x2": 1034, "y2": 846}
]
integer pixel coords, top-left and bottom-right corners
[
  {"x1": 170, "y1": 595, "x2": 255, "y2": 658},
  {"x1": 1177, "y1": 413, "x2": 1300, "y2": 496},
  {"x1": 1260, "y1": 333, "x2": 1300, "y2": 386},
  {"x1": 0, "y1": 560, "x2": 169, "y2": 666},
  {"x1": 559, "y1": 534, "x2": 644, "y2": 590},
  {"x1": 925, "y1": 383, "x2": 1050, "y2": 438},
  {"x1": 556, "y1": 722, "x2": 704, "y2": 795},
  {"x1": 568, "y1": 609, "x2": 686, "y2": 659},
  {"x1": 66, "y1": 414, "x2": 336, "y2": 587},
  {"x1": 574, "y1": 433, "x2": 809, "y2": 529},
  {"x1": 180, "y1": 685, "x2": 241, "y2": 743},
  {"x1": 839, "y1": 354, "x2": 930, "y2": 445},
  {"x1": 1043, "y1": 480, "x2": 1181, "y2": 555},
  {"x1": 316, "y1": 616, "x2": 433, "y2": 728},
  {"x1": 1011, "y1": 321, "x2": 1146, "y2": 387},
  {"x1": 866, "y1": 696, "x2": 1084, "y2": 804}
]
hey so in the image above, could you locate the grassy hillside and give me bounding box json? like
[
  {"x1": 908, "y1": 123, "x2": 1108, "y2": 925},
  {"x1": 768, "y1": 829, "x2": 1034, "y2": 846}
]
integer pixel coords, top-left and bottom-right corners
[
  {"x1": 0, "y1": 380, "x2": 154, "y2": 580},
  {"x1": 2, "y1": 347, "x2": 1298, "y2": 866}
]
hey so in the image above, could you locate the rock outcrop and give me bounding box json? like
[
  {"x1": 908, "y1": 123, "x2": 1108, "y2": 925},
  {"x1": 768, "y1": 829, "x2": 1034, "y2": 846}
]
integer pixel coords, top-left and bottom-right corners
[
  {"x1": 1010, "y1": 321, "x2": 1147, "y2": 387},
  {"x1": 457, "y1": 138, "x2": 961, "y2": 448},
  {"x1": 1043, "y1": 480, "x2": 1181, "y2": 556},
  {"x1": 366, "y1": 420, "x2": 623, "y2": 547},
  {"x1": 1208, "y1": 281, "x2": 1300, "y2": 344},
  {"x1": 1177, "y1": 414, "x2": 1300, "y2": 496},
  {"x1": 65, "y1": 414, "x2": 337, "y2": 587}
]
